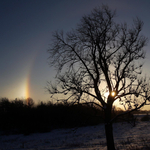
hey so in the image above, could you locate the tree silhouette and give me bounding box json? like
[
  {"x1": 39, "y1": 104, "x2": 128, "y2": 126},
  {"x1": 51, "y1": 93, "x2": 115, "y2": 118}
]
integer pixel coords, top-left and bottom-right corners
[
  {"x1": 47, "y1": 5, "x2": 150, "y2": 150},
  {"x1": 26, "y1": 97, "x2": 34, "y2": 107}
]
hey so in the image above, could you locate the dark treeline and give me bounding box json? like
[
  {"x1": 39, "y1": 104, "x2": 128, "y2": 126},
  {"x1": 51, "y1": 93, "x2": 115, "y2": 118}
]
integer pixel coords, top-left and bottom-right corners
[
  {"x1": 0, "y1": 98, "x2": 103, "y2": 135},
  {"x1": 0, "y1": 98, "x2": 136, "y2": 135}
]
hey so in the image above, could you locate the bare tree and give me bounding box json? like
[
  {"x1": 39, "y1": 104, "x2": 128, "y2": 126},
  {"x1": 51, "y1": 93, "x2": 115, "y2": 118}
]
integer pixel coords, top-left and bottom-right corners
[
  {"x1": 26, "y1": 97, "x2": 34, "y2": 107},
  {"x1": 47, "y1": 5, "x2": 150, "y2": 150}
]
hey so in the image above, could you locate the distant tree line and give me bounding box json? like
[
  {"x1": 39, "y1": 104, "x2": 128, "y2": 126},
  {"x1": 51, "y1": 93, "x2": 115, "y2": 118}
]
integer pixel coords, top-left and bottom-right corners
[{"x1": 0, "y1": 98, "x2": 135, "y2": 135}]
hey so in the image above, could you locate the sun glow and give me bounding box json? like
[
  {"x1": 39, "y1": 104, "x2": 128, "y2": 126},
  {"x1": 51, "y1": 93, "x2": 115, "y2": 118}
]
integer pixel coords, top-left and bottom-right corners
[
  {"x1": 111, "y1": 91, "x2": 116, "y2": 97},
  {"x1": 25, "y1": 77, "x2": 30, "y2": 100},
  {"x1": 104, "y1": 90, "x2": 123, "y2": 108},
  {"x1": 104, "y1": 90, "x2": 116, "y2": 98},
  {"x1": 104, "y1": 91, "x2": 109, "y2": 98}
]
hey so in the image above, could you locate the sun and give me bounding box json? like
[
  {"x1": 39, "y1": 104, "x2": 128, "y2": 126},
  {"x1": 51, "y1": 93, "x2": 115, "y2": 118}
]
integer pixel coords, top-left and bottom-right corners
[
  {"x1": 104, "y1": 90, "x2": 116, "y2": 98},
  {"x1": 111, "y1": 91, "x2": 116, "y2": 97}
]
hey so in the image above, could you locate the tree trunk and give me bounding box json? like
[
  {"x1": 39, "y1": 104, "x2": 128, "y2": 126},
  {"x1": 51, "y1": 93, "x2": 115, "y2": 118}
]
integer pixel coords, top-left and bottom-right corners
[
  {"x1": 104, "y1": 104, "x2": 115, "y2": 150},
  {"x1": 105, "y1": 122, "x2": 115, "y2": 150}
]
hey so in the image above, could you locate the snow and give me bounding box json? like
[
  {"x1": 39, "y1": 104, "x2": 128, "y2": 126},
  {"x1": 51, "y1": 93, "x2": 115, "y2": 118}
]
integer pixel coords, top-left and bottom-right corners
[{"x1": 0, "y1": 117, "x2": 150, "y2": 150}]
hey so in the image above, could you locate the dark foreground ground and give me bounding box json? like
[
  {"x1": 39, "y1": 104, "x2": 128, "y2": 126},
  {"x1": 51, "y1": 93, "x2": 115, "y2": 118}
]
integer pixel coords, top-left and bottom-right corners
[{"x1": 0, "y1": 117, "x2": 150, "y2": 150}]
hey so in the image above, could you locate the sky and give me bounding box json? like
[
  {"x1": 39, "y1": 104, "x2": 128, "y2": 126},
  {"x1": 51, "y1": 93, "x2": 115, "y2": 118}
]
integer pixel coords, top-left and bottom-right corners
[{"x1": 1, "y1": 0, "x2": 150, "y2": 106}]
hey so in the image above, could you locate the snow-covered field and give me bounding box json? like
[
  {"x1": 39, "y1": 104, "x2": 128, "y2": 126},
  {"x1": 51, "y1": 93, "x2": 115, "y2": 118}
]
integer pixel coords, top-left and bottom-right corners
[{"x1": 0, "y1": 116, "x2": 150, "y2": 150}]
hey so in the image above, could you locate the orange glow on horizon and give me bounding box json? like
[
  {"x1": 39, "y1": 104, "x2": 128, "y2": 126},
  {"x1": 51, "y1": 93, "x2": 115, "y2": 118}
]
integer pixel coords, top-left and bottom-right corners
[{"x1": 25, "y1": 77, "x2": 30, "y2": 103}]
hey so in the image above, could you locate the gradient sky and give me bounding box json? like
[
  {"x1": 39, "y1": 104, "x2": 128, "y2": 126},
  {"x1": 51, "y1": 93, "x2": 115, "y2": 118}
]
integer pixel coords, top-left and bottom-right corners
[{"x1": 1, "y1": 0, "x2": 150, "y2": 105}]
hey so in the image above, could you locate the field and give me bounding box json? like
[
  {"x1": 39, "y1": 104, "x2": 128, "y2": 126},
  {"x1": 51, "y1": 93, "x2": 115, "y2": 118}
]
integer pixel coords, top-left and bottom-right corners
[{"x1": 0, "y1": 115, "x2": 150, "y2": 150}]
